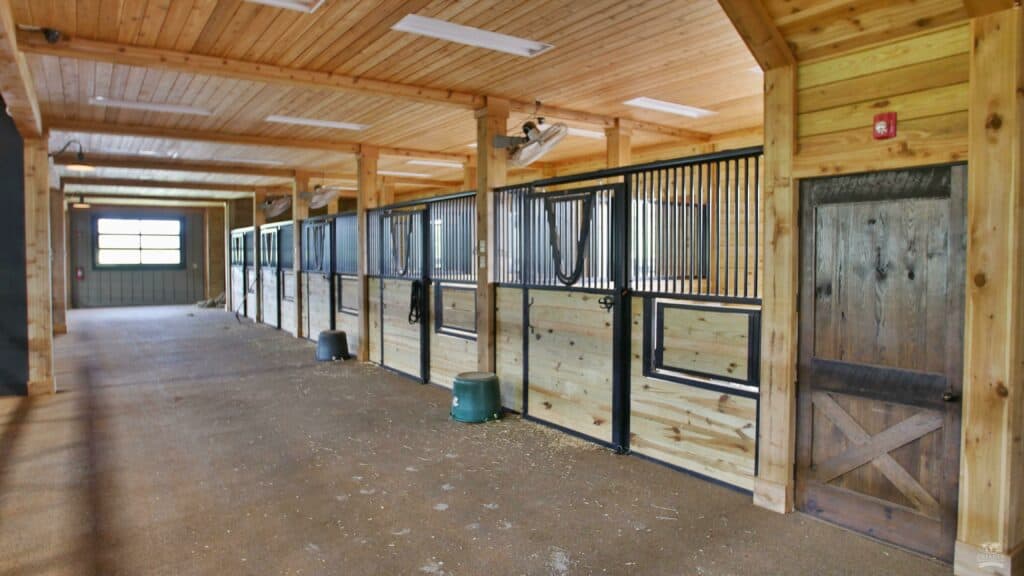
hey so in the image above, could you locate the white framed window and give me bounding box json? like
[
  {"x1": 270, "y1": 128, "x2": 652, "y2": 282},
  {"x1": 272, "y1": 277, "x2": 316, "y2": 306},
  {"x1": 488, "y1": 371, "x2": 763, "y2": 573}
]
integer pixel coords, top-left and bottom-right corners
[{"x1": 94, "y1": 217, "x2": 184, "y2": 268}]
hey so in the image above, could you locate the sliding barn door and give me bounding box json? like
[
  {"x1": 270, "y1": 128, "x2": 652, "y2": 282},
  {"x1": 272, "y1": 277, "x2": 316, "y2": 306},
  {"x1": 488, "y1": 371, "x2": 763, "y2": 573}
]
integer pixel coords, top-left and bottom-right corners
[{"x1": 796, "y1": 165, "x2": 965, "y2": 561}]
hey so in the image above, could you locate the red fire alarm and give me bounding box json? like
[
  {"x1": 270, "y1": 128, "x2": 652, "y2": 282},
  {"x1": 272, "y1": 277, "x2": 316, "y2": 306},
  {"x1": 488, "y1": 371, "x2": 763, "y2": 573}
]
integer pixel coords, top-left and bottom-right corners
[
  {"x1": 76, "y1": 267, "x2": 85, "y2": 281},
  {"x1": 873, "y1": 112, "x2": 897, "y2": 140}
]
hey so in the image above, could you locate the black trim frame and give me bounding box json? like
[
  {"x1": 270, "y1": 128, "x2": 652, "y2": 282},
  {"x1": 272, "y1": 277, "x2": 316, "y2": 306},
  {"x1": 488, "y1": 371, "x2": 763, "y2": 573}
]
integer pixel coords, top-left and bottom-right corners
[
  {"x1": 433, "y1": 282, "x2": 477, "y2": 341},
  {"x1": 644, "y1": 298, "x2": 761, "y2": 398},
  {"x1": 91, "y1": 213, "x2": 187, "y2": 271}
]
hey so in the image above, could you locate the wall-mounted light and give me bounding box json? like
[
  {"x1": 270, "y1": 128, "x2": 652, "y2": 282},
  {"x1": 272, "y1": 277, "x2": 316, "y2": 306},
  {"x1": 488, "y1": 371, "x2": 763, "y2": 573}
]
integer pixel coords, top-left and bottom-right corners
[
  {"x1": 71, "y1": 194, "x2": 91, "y2": 209},
  {"x1": 50, "y1": 140, "x2": 95, "y2": 172}
]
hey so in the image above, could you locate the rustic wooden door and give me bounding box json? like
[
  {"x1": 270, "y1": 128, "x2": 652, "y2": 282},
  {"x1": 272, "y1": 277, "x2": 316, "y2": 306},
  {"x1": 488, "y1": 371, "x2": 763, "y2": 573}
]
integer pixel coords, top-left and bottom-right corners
[{"x1": 796, "y1": 165, "x2": 965, "y2": 561}]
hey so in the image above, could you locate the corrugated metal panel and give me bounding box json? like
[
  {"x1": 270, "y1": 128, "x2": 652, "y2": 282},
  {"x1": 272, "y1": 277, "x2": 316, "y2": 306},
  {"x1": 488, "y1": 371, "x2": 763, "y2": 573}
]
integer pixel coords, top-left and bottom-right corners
[{"x1": 69, "y1": 207, "x2": 206, "y2": 308}]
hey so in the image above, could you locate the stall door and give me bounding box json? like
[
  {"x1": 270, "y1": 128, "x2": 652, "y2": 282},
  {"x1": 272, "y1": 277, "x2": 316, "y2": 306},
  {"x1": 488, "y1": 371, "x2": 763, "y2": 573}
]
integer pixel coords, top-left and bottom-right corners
[
  {"x1": 796, "y1": 165, "x2": 965, "y2": 561},
  {"x1": 525, "y1": 185, "x2": 621, "y2": 446},
  {"x1": 261, "y1": 229, "x2": 280, "y2": 329},
  {"x1": 379, "y1": 208, "x2": 430, "y2": 381},
  {"x1": 302, "y1": 220, "x2": 334, "y2": 341}
]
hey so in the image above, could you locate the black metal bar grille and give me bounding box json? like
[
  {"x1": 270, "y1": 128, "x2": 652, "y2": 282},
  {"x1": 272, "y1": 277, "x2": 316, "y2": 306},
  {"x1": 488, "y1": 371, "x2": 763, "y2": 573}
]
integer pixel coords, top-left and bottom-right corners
[
  {"x1": 334, "y1": 213, "x2": 358, "y2": 275},
  {"x1": 367, "y1": 191, "x2": 477, "y2": 281},
  {"x1": 494, "y1": 148, "x2": 763, "y2": 302},
  {"x1": 301, "y1": 218, "x2": 331, "y2": 274},
  {"x1": 428, "y1": 194, "x2": 476, "y2": 283}
]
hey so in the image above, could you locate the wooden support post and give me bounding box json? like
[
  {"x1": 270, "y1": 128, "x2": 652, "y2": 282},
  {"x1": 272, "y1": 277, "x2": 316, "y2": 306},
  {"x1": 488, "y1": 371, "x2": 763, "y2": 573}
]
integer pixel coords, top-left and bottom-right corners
[
  {"x1": 223, "y1": 202, "x2": 231, "y2": 311},
  {"x1": 754, "y1": 65, "x2": 798, "y2": 514},
  {"x1": 49, "y1": 186, "x2": 66, "y2": 335},
  {"x1": 475, "y1": 97, "x2": 509, "y2": 373},
  {"x1": 24, "y1": 139, "x2": 53, "y2": 395},
  {"x1": 205, "y1": 206, "x2": 226, "y2": 301},
  {"x1": 955, "y1": 8, "x2": 1024, "y2": 575},
  {"x1": 253, "y1": 190, "x2": 266, "y2": 323},
  {"x1": 356, "y1": 146, "x2": 379, "y2": 362},
  {"x1": 605, "y1": 118, "x2": 633, "y2": 168},
  {"x1": 291, "y1": 172, "x2": 310, "y2": 338},
  {"x1": 463, "y1": 164, "x2": 477, "y2": 192}
]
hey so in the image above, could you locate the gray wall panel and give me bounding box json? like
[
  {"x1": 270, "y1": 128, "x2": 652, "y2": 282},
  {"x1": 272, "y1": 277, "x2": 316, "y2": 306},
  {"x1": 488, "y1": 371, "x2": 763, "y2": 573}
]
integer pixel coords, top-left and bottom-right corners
[{"x1": 69, "y1": 207, "x2": 206, "y2": 308}]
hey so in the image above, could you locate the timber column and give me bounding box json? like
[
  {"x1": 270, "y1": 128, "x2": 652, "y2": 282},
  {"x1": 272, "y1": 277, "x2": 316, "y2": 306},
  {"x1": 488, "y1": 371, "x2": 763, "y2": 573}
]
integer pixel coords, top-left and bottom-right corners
[
  {"x1": 474, "y1": 97, "x2": 509, "y2": 373},
  {"x1": 49, "y1": 186, "x2": 67, "y2": 334},
  {"x1": 356, "y1": 145, "x2": 380, "y2": 362},
  {"x1": 291, "y1": 172, "x2": 311, "y2": 338},
  {"x1": 605, "y1": 118, "x2": 633, "y2": 168},
  {"x1": 955, "y1": 7, "x2": 1024, "y2": 576},
  {"x1": 754, "y1": 65, "x2": 798, "y2": 514},
  {"x1": 24, "y1": 138, "x2": 53, "y2": 395}
]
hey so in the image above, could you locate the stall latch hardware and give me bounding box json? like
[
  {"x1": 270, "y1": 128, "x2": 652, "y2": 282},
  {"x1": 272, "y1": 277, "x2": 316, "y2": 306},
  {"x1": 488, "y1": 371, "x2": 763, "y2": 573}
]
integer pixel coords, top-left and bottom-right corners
[{"x1": 598, "y1": 295, "x2": 615, "y2": 312}]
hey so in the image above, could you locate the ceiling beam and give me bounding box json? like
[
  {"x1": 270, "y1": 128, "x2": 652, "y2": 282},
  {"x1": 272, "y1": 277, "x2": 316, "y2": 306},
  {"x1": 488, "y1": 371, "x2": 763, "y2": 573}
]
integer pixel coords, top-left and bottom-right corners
[
  {"x1": 0, "y1": 0, "x2": 41, "y2": 136},
  {"x1": 64, "y1": 196, "x2": 228, "y2": 208},
  {"x1": 963, "y1": 0, "x2": 1015, "y2": 17},
  {"x1": 60, "y1": 176, "x2": 285, "y2": 193},
  {"x1": 717, "y1": 0, "x2": 795, "y2": 70},
  {"x1": 52, "y1": 153, "x2": 298, "y2": 177},
  {"x1": 20, "y1": 32, "x2": 707, "y2": 141},
  {"x1": 47, "y1": 119, "x2": 472, "y2": 163}
]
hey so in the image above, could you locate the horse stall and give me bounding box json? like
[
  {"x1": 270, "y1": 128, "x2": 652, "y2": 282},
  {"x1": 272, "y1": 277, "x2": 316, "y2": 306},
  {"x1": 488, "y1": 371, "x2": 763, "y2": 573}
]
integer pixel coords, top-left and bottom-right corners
[
  {"x1": 259, "y1": 223, "x2": 282, "y2": 329},
  {"x1": 366, "y1": 193, "x2": 478, "y2": 387},
  {"x1": 494, "y1": 148, "x2": 763, "y2": 491},
  {"x1": 300, "y1": 216, "x2": 333, "y2": 341},
  {"x1": 229, "y1": 227, "x2": 251, "y2": 318},
  {"x1": 333, "y1": 213, "x2": 359, "y2": 357},
  {"x1": 243, "y1": 228, "x2": 258, "y2": 322}
]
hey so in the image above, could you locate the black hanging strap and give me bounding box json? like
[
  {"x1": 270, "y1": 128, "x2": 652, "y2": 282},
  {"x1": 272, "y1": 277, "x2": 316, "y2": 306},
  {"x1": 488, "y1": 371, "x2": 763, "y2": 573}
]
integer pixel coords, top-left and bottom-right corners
[{"x1": 543, "y1": 192, "x2": 595, "y2": 286}]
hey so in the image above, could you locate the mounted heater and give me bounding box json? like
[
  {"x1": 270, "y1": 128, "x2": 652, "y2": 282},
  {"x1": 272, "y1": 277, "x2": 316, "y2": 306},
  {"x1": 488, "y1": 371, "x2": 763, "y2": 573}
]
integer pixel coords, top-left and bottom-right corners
[{"x1": 261, "y1": 196, "x2": 292, "y2": 218}]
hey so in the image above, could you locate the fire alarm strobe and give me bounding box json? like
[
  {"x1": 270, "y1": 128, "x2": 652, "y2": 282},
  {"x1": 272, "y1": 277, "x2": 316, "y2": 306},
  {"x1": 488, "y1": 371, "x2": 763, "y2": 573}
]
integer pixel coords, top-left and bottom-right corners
[{"x1": 873, "y1": 112, "x2": 897, "y2": 140}]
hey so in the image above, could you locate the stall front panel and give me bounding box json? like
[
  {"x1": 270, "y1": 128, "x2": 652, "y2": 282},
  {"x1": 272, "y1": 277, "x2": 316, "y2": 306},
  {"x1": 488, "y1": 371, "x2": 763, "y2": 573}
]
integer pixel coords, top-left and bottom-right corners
[
  {"x1": 259, "y1": 225, "x2": 281, "y2": 329},
  {"x1": 301, "y1": 217, "x2": 334, "y2": 341},
  {"x1": 230, "y1": 228, "x2": 250, "y2": 317},
  {"x1": 279, "y1": 223, "x2": 298, "y2": 336},
  {"x1": 334, "y1": 213, "x2": 359, "y2": 357}
]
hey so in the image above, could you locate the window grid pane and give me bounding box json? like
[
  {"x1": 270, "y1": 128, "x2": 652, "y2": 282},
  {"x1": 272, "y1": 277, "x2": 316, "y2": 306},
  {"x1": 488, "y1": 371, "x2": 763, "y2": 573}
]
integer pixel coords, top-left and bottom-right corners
[{"x1": 96, "y1": 218, "x2": 183, "y2": 267}]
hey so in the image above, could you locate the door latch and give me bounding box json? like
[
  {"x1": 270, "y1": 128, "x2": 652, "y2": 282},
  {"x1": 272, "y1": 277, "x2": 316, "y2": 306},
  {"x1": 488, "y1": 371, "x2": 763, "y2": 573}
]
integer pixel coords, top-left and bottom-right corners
[
  {"x1": 942, "y1": 391, "x2": 960, "y2": 403},
  {"x1": 598, "y1": 295, "x2": 615, "y2": 312}
]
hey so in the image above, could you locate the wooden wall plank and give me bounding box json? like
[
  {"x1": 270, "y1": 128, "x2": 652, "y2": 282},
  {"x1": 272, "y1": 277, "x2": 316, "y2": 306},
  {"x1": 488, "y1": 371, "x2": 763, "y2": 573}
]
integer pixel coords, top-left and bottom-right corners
[{"x1": 495, "y1": 287, "x2": 523, "y2": 412}]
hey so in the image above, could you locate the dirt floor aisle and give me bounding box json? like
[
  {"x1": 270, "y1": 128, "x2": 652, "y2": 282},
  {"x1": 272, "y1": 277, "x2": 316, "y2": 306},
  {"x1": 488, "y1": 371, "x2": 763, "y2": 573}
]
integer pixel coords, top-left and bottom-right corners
[{"x1": 0, "y1": 307, "x2": 949, "y2": 576}]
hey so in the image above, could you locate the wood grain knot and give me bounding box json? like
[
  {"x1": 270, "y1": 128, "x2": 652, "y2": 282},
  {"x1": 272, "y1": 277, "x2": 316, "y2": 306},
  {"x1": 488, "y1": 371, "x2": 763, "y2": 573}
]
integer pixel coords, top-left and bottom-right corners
[
  {"x1": 973, "y1": 273, "x2": 987, "y2": 287},
  {"x1": 995, "y1": 382, "x2": 1009, "y2": 398},
  {"x1": 985, "y1": 113, "x2": 1003, "y2": 131}
]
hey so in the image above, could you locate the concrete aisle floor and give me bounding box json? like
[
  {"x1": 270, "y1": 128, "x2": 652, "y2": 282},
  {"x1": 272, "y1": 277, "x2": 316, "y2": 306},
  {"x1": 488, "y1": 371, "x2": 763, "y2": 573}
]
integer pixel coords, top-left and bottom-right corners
[{"x1": 0, "y1": 307, "x2": 950, "y2": 576}]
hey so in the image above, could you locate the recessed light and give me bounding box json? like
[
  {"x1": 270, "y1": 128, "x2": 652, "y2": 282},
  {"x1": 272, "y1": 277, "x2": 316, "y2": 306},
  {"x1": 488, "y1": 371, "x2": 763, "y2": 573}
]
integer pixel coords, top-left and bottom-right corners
[
  {"x1": 265, "y1": 114, "x2": 369, "y2": 131},
  {"x1": 407, "y1": 159, "x2": 464, "y2": 168},
  {"x1": 566, "y1": 127, "x2": 605, "y2": 140},
  {"x1": 378, "y1": 170, "x2": 430, "y2": 178},
  {"x1": 245, "y1": 0, "x2": 324, "y2": 13},
  {"x1": 623, "y1": 97, "x2": 715, "y2": 119},
  {"x1": 221, "y1": 157, "x2": 286, "y2": 166},
  {"x1": 392, "y1": 14, "x2": 554, "y2": 58},
  {"x1": 89, "y1": 96, "x2": 212, "y2": 116}
]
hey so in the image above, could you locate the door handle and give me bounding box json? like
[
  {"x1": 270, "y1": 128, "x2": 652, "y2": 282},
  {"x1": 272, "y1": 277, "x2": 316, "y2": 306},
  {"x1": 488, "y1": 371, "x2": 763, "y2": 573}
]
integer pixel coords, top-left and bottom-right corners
[{"x1": 942, "y1": 391, "x2": 960, "y2": 403}]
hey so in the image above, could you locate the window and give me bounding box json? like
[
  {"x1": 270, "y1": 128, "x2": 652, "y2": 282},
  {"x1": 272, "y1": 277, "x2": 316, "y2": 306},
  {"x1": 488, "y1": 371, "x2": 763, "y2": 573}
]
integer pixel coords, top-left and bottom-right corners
[{"x1": 95, "y1": 217, "x2": 184, "y2": 268}]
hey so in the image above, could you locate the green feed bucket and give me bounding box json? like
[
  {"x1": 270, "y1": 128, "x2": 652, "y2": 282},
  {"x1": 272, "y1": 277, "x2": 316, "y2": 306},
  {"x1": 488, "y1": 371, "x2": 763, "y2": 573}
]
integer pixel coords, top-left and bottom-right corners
[{"x1": 451, "y1": 372, "x2": 502, "y2": 423}]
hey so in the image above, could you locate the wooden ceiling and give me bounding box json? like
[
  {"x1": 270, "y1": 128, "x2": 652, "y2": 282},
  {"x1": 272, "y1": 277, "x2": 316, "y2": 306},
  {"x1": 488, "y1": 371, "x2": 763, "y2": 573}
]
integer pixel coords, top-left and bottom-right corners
[{"x1": 4, "y1": 0, "x2": 765, "y2": 201}]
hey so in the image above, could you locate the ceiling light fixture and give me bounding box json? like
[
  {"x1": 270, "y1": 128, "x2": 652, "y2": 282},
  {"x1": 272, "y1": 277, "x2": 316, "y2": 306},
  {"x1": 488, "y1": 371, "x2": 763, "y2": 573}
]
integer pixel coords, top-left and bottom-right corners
[
  {"x1": 466, "y1": 143, "x2": 478, "y2": 149},
  {"x1": 265, "y1": 114, "x2": 369, "y2": 131},
  {"x1": 392, "y1": 14, "x2": 554, "y2": 58},
  {"x1": 378, "y1": 170, "x2": 430, "y2": 178},
  {"x1": 71, "y1": 194, "x2": 91, "y2": 209},
  {"x1": 221, "y1": 157, "x2": 287, "y2": 166},
  {"x1": 623, "y1": 97, "x2": 715, "y2": 119},
  {"x1": 89, "y1": 96, "x2": 212, "y2": 116},
  {"x1": 50, "y1": 140, "x2": 94, "y2": 172},
  {"x1": 566, "y1": 127, "x2": 606, "y2": 140},
  {"x1": 407, "y1": 159, "x2": 464, "y2": 168},
  {"x1": 245, "y1": 0, "x2": 325, "y2": 13}
]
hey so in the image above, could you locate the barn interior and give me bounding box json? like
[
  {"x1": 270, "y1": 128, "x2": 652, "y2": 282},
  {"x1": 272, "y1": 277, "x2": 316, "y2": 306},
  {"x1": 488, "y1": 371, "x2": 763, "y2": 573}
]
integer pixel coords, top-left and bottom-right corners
[{"x1": 0, "y1": 1, "x2": 1021, "y2": 575}]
